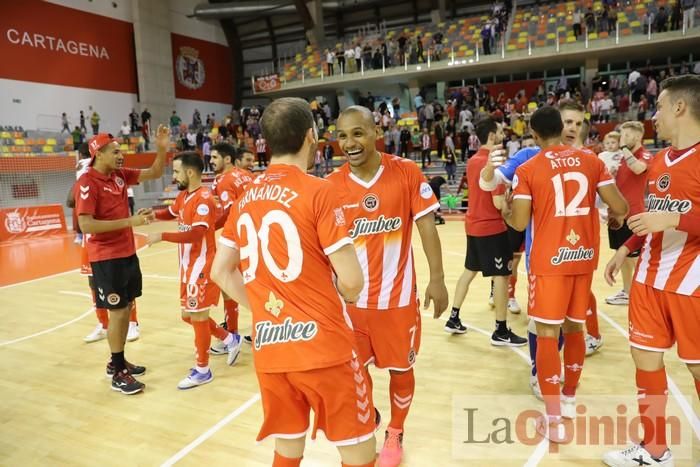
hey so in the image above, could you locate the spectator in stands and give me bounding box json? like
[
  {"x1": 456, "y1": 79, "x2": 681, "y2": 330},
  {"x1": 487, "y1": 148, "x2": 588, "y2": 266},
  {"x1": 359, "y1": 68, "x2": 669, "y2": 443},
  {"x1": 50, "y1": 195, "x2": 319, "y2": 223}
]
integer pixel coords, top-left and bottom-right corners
[
  {"x1": 170, "y1": 111, "x2": 182, "y2": 135},
  {"x1": 599, "y1": 93, "x2": 614, "y2": 122},
  {"x1": 421, "y1": 126, "x2": 432, "y2": 168},
  {"x1": 354, "y1": 43, "x2": 362, "y2": 72},
  {"x1": 255, "y1": 133, "x2": 267, "y2": 167},
  {"x1": 141, "y1": 108, "x2": 151, "y2": 130},
  {"x1": 323, "y1": 142, "x2": 333, "y2": 174},
  {"x1": 671, "y1": 0, "x2": 682, "y2": 30},
  {"x1": 143, "y1": 119, "x2": 151, "y2": 151},
  {"x1": 71, "y1": 126, "x2": 82, "y2": 150},
  {"x1": 643, "y1": 8, "x2": 655, "y2": 34},
  {"x1": 637, "y1": 94, "x2": 649, "y2": 121},
  {"x1": 646, "y1": 75, "x2": 658, "y2": 109},
  {"x1": 682, "y1": 0, "x2": 696, "y2": 30},
  {"x1": 120, "y1": 121, "x2": 130, "y2": 142},
  {"x1": 90, "y1": 111, "x2": 100, "y2": 134},
  {"x1": 61, "y1": 113, "x2": 70, "y2": 133},
  {"x1": 79, "y1": 110, "x2": 86, "y2": 132},
  {"x1": 512, "y1": 113, "x2": 526, "y2": 138},
  {"x1": 585, "y1": 7, "x2": 596, "y2": 33},
  {"x1": 399, "y1": 125, "x2": 411, "y2": 158},
  {"x1": 202, "y1": 136, "x2": 211, "y2": 173},
  {"x1": 344, "y1": 44, "x2": 355, "y2": 73},
  {"x1": 424, "y1": 101, "x2": 435, "y2": 130},
  {"x1": 335, "y1": 47, "x2": 345, "y2": 74},
  {"x1": 416, "y1": 34, "x2": 425, "y2": 63},
  {"x1": 129, "y1": 108, "x2": 138, "y2": 132},
  {"x1": 573, "y1": 8, "x2": 583, "y2": 39},
  {"x1": 467, "y1": 129, "x2": 480, "y2": 158},
  {"x1": 506, "y1": 133, "x2": 520, "y2": 157},
  {"x1": 372, "y1": 48, "x2": 383, "y2": 70},
  {"x1": 192, "y1": 109, "x2": 202, "y2": 129},
  {"x1": 608, "y1": 4, "x2": 618, "y2": 33},
  {"x1": 390, "y1": 124, "x2": 401, "y2": 156},
  {"x1": 435, "y1": 118, "x2": 445, "y2": 160},
  {"x1": 444, "y1": 140, "x2": 457, "y2": 184},
  {"x1": 185, "y1": 128, "x2": 196, "y2": 150},
  {"x1": 481, "y1": 22, "x2": 492, "y2": 55},
  {"x1": 325, "y1": 48, "x2": 334, "y2": 76},
  {"x1": 656, "y1": 6, "x2": 669, "y2": 32}
]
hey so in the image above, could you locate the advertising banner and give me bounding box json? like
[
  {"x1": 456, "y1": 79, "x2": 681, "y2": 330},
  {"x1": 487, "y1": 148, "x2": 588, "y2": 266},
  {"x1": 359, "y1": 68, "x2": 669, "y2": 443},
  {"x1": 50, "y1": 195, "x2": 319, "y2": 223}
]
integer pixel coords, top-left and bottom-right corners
[{"x1": 0, "y1": 204, "x2": 67, "y2": 242}]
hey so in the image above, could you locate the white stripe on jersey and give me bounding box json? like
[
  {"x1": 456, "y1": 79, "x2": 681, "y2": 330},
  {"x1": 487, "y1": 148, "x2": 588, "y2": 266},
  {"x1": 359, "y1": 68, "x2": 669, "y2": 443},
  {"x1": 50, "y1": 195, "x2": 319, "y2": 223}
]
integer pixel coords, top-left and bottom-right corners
[
  {"x1": 355, "y1": 244, "x2": 370, "y2": 308},
  {"x1": 635, "y1": 234, "x2": 653, "y2": 284},
  {"x1": 652, "y1": 230, "x2": 687, "y2": 291},
  {"x1": 188, "y1": 241, "x2": 208, "y2": 284},
  {"x1": 398, "y1": 248, "x2": 414, "y2": 307},
  {"x1": 378, "y1": 241, "x2": 401, "y2": 309},
  {"x1": 677, "y1": 254, "x2": 700, "y2": 295},
  {"x1": 181, "y1": 244, "x2": 191, "y2": 283}
]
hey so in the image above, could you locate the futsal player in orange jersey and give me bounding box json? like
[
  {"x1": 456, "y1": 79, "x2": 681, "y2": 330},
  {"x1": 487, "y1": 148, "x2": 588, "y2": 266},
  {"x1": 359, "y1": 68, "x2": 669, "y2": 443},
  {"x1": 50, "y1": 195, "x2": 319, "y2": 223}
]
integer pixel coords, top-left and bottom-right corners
[
  {"x1": 212, "y1": 98, "x2": 377, "y2": 467},
  {"x1": 148, "y1": 152, "x2": 241, "y2": 389},
  {"x1": 508, "y1": 106, "x2": 627, "y2": 442},
  {"x1": 603, "y1": 75, "x2": 700, "y2": 467},
  {"x1": 209, "y1": 143, "x2": 253, "y2": 347},
  {"x1": 327, "y1": 105, "x2": 449, "y2": 467}
]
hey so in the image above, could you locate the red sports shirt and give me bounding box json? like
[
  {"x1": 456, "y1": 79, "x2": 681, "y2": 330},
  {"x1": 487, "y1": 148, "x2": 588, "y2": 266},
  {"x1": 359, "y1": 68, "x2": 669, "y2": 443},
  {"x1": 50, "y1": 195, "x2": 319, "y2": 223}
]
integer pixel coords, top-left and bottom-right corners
[
  {"x1": 513, "y1": 145, "x2": 614, "y2": 275},
  {"x1": 616, "y1": 146, "x2": 654, "y2": 217},
  {"x1": 635, "y1": 144, "x2": 700, "y2": 297},
  {"x1": 212, "y1": 168, "x2": 253, "y2": 210},
  {"x1": 220, "y1": 164, "x2": 356, "y2": 373},
  {"x1": 168, "y1": 187, "x2": 219, "y2": 284},
  {"x1": 465, "y1": 148, "x2": 506, "y2": 236},
  {"x1": 326, "y1": 153, "x2": 440, "y2": 310},
  {"x1": 75, "y1": 167, "x2": 140, "y2": 262}
]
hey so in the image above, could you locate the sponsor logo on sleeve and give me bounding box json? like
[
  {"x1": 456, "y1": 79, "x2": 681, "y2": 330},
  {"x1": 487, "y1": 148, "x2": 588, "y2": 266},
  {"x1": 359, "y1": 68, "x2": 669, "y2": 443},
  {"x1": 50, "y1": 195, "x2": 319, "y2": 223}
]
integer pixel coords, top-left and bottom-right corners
[
  {"x1": 419, "y1": 182, "x2": 433, "y2": 199},
  {"x1": 196, "y1": 204, "x2": 210, "y2": 216}
]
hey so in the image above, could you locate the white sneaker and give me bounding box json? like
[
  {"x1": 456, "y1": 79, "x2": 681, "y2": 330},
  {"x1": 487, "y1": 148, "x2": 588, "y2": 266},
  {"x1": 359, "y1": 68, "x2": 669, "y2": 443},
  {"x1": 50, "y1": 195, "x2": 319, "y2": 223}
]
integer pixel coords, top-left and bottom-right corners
[
  {"x1": 126, "y1": 322, "x2": 140, "y2": 342},
  {"x1": 177, "y1": 368, "x2": 213, "y2": 390},
  {"x1": 84, "y1": 323, "x2": 107, "y2": 343},
  {"x1": 603, "y1": 444, "x2": 674, "y2": 467},
  {"x1": 535, "y1": 415, "x2": 570, "y2": 444},
  {"x1": 585, "y1": 334, "x2": 603, "y2": 356},
  {"x1": 226, "y1": 333, "x2": 242, "y2": 366},
  {"x1": 605, "y1": 290, "x2": 629, "y2": 306},
  {"x1": 530, "y1": 375, "x2": 543, "y2": 401},
  {"x1": 508, "y1": 297, "x2": 521, "y2": 314},
  {"x1": 561, "y1": 395, "x2": 576, "y2": 419}
]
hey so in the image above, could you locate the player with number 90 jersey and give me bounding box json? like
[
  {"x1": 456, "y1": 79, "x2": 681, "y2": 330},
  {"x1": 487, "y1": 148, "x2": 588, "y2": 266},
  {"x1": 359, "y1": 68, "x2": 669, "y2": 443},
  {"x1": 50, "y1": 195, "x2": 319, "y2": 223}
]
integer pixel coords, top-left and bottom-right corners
[
  {"x1": 219, "y1": 165, "x2": 357, "y2": 373},
  {"x1": 513, "y1": 145, "x2": 615, "y2": 276}
]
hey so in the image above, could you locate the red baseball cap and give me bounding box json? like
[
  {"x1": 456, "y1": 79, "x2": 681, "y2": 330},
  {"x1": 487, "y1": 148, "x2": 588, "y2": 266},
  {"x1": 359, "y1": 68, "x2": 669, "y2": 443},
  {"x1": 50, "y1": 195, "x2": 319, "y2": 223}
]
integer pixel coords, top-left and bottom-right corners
[{"x1": 87, "y1": 133, "x2": 119, "y2": 159}]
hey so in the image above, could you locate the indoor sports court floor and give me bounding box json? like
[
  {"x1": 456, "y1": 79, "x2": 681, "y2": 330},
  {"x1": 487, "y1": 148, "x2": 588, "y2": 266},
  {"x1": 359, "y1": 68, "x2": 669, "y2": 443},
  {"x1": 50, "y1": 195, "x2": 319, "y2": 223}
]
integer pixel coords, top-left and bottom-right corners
[{"x1": 0, "y1": 220, "x2": 697, "y2": 466}]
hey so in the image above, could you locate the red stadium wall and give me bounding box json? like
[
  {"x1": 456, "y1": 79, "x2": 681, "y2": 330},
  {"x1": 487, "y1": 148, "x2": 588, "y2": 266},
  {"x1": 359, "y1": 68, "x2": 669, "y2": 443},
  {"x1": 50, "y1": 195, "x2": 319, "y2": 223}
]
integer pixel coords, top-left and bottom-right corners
[{"x1": 0, "y1": 0, "x2": 137, "y2": 93}]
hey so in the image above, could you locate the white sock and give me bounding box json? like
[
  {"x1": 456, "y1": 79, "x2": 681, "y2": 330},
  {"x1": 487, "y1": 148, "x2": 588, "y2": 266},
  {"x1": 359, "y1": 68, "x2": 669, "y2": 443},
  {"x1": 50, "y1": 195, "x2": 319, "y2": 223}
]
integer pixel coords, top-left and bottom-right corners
[{"x1": 222, "y1": 333, "x2": 234, "y2": 346}]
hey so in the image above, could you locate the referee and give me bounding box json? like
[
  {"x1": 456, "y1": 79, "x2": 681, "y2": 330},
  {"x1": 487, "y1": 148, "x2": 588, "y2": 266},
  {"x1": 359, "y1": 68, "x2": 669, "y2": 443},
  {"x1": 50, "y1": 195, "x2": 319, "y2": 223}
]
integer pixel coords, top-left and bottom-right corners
[{"x1": 75, "y1": 125, "x2": 170, "y2": 395}]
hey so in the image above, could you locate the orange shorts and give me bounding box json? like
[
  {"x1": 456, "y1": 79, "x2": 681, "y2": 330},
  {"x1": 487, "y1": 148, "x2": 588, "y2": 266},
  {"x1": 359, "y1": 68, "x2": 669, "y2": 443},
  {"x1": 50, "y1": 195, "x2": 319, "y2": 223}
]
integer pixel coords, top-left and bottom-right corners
[
  {"x1": 255, "y1": 355, "x2": 375, "y2": 445},
  {"x1": 527, "y1": 274, "x2": 593, "y2": 325},
  {"x1": 629, "y1": 281, "x2": 700, "y2": 363},
  {"x1": 80, "y1": 239, "x2": 92, "y2": 276},
  {"x1": 347, "y1": 303, "x2": 421, "y2": 370},
  {"x1": 179, "y1": 281, "x2": 220, "y2": 312}
]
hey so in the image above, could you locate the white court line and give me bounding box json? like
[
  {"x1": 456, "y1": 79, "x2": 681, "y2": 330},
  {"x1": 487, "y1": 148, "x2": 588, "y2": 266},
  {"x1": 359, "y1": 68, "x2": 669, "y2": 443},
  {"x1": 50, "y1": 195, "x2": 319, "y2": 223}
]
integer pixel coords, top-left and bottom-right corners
[
  {"x1": 598, "y1": 310, "x2": 700, "y2": 441},
  {"x1": 160, "y1": 393, "x2": 261, "y2": 467},
  {"x1": 0, "y1": 291, "x2": 93, "y2": 347},
  {"x1": 423, "y1": 312, "x2": 548, "y2": 465}
]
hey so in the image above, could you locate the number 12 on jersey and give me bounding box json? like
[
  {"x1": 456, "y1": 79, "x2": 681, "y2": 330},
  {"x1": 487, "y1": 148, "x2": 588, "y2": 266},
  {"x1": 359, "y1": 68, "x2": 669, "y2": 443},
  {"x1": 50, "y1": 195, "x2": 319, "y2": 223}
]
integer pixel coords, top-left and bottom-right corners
[{"x1": 550, "y1": 172, "x2": 590, "y2": 217}]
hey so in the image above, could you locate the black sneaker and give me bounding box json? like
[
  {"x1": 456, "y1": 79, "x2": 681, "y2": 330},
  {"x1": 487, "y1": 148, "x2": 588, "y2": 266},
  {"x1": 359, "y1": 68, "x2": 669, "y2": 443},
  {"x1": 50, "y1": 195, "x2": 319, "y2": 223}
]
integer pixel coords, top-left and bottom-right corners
[
  {"x1": 106, "y1": 361, "x2": 146, "y2": 377},
  {"x1": 111, "y1": 369, "x2": 145, "y2": 395},
  {"x1": 243, "y1": 335, "x2": 252, "y2": 345},
  {"x1": 491, "y1": 329, "x2": 527, "y2": 347},
  {"x1": 444, "y1": 317, "x2": 467, "y2": 334}
]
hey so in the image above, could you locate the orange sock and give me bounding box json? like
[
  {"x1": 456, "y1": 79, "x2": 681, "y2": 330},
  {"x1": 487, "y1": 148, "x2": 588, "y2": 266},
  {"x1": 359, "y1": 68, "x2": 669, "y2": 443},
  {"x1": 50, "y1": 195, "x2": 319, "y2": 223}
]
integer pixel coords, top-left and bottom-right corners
[
  {"x1": 585, "y1": 292, "x2": 600, "y2": 339},
  {"x1": 562, "y1": 331, "x2": 585, "y2": 397},
  {"x1": 224, "y1": 299, "x2": 239, "y2": 333},
  {"x1": 129, "y1": 301, "x2": 138, "y2": 323},
  {"x1": 536, "y1": 336, "x2": 561, "y2": 417},
  {"x1": 508, "y1": 275, "x2": 517, "y2": 299},
  {"x1": 342, "y1": 462, "x2": 375, "y2": 467},
  {"x1": 389, "y1": 369, "x2": 414, "y2": 430},
  {"x1": 209, "y1": 318, "x2": 229, "y2": 341},
  {"x1": 637, "y1": 368, "x2": 668, "y2": 458},
  {"x1": 182, "y1": 315, "x2": 192, "y2": 325},
  {"x1": 192, "y1": 320, "x2": 211, "y2": 369},
  {"x1": 96, "y1": 308, "x2": 109, "y2": 329},
  {"x1": 272, "y1": 452, "x2": 302, "y2": 467}
]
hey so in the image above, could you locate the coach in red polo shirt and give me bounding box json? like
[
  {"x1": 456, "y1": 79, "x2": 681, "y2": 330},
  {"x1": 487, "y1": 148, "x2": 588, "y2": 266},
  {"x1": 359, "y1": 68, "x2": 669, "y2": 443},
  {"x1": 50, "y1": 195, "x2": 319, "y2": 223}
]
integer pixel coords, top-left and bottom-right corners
[
  {"x1": 446, "y1": 116, "x2": 527, "y2": 347},
  {"x1": 76, "y1": 126, "x2": 169, "y2": 395},
  {"x1": 605, "y1": 121, "x2": 653, "y2": 307}
]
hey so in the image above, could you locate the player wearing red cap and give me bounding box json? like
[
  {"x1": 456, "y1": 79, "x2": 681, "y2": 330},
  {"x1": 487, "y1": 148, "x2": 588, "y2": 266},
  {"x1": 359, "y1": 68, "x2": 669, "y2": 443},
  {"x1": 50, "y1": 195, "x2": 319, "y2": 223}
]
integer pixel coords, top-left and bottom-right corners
[{"x1": 75, "y1": 127, "x2": 169, "y2": 395}]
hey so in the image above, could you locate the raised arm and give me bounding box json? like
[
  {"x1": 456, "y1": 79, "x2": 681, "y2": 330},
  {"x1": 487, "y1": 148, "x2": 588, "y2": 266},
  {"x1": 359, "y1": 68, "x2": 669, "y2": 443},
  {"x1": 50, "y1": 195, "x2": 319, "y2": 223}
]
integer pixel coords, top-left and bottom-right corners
[{"x1": 138, "y1": 125, "x2": 170, "y2": 182}]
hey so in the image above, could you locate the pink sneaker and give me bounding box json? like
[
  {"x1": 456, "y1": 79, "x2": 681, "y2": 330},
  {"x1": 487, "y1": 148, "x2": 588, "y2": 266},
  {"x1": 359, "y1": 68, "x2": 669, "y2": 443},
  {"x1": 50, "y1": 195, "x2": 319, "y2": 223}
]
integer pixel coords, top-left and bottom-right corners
[{"x1": 378, "y1": 427, "x2": 403, "y2": 467}]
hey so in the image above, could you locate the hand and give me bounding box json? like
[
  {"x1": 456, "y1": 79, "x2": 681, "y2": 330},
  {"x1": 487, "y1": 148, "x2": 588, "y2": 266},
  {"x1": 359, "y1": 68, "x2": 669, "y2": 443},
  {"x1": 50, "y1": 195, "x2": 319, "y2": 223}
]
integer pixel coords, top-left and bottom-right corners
[
  {"x1": 147, "y1": 232, "x2": 162, "y2": 246},
  {"x1": 424, "y1": 278, "x2": 449, "y2": 319},
  {"x1": 130, "y1": 208, "x2": 154, "y2": 227},
  {"x1": 607, "y1": 210, "x2": 625, "y2": 230},
  {"x1": 155, "y1": 125, "x2": 171, "y2": 152},
  {"x1": 488, "y1": 147, "x2": 506, "y2": 168},
  {"x1": 604, "y1": 247, "x2": 629, "y2": 286},
  {"x1": 627, "y1": 212, "x2": 680, "y2": 236}
]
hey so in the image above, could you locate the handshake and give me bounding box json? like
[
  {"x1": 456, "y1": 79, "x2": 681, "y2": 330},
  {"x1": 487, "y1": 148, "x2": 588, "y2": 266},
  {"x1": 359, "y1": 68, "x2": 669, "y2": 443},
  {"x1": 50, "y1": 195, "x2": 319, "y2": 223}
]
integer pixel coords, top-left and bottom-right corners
[{"x1": 130, "y1": 208, "x2": 155, "y2": 227}]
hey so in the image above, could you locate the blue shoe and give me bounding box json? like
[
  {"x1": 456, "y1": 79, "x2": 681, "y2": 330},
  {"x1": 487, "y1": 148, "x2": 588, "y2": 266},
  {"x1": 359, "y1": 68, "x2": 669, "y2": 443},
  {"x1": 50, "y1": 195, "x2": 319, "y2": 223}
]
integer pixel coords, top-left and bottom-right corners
[
  {"x1": 226, "y1": 334, "x2": 242, "y2": 366},
  {"x1": 177, "y1": 368, "x2": 213, "y2": 390}
]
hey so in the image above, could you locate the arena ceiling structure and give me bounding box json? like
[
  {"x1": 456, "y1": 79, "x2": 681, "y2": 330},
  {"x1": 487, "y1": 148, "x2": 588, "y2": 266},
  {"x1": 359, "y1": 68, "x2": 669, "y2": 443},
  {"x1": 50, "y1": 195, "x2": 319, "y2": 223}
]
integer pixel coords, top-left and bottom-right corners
[{"x1": 190, "y1": 0, "x2": 497, "y2": 105}]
